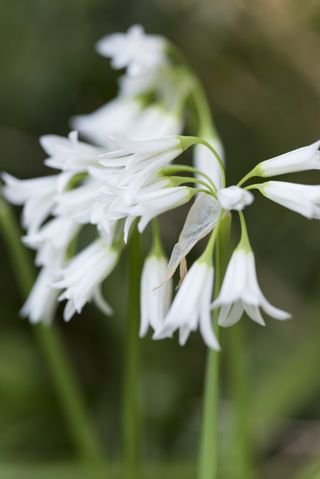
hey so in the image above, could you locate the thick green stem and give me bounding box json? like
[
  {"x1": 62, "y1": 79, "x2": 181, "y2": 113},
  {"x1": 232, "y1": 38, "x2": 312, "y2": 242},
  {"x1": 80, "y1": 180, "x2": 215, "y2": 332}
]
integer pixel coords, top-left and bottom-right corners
[
  {"x1": 123, "y1": 229, "x2": 142, "y2": 479},
  {"x1": 0, "y1": 200, "x2": 105, "y2": 478},
  {"x1": 198, "y1": 214, "x2": 231, "y2": 479},
  {"x1": 225, "y1": 323, "x2": 254, "y2": 479}
]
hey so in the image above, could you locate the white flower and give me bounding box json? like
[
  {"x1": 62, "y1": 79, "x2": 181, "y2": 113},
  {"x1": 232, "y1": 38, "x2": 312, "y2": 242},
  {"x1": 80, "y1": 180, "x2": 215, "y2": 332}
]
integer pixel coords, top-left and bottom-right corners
[
  {"x1": 258, "y1": 140, "x2": 320, "y2": 177},
  {"x1": 194, "y1": 136, "x2": 224, "y2": 189},
  {"x1": 71, "y1": 98, "x2": 142, "y2": 146},
  {"x1": 52, "y1": 240, "x2": 119, "y2": 321},
  {"x1": 96, "y1": 24, "x2": 168, "y2": 77},
  {"x1": 1, "y1": 173, "x2": 64, "y2": 233},
  {"x1": 258, "y1": 181, "x2": 320, "y2": 219},
  {"x1": 140, "y1": 255, "x2": 172, "y2": 337},
  {"x1": 72, "y1": 99, "x2": 182, "y2": 146},
  {"x1": 23, "y1": 216, "x2": 78, "y2": 268},
  {"x1": 21, "y1": 267, "x2": 60, "y2": 324},
  {"x1": 55, "y1": 179, "x2": 104, "y2": 220},
  {"x1": 100, "y1": 136, "x2": 183, "y2": 203},
  {"x1": 41, "y1": 131, "x2": 103, "y2": 173},
  {"x1": 154, "y1": 261, "x2": 220, "y2": 350},
  {"x1": 217, "y1": 186, "x2": 254, "y2": 211},
  {"x1": 212, "y1": 248, "x2": 290, "y2": 327}
]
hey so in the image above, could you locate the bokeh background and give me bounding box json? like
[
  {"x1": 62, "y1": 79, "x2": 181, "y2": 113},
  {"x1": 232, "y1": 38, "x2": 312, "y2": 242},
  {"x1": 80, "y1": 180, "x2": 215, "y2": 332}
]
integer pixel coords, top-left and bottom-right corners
[{"x1": 1, "y1": 0, "x2": 320, "y2": 478}]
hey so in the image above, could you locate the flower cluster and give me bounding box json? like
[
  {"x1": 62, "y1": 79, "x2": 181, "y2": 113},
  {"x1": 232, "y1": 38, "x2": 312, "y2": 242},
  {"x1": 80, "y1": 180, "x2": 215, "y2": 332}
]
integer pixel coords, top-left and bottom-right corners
[{"x1": 2, "y1": 26, "x2": 319, "y2": 350}]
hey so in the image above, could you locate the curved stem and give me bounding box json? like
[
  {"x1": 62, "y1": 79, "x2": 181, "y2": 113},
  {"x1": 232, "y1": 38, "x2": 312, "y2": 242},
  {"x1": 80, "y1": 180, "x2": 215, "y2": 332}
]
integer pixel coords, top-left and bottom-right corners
[
  {"x1": 170, "y1": 175, "x2": 216, "y2": 196},
  {"x1": 160, "y1": 164, "x2": 218, "y2": 193},
  {"x1": 198, "y1": 214, "x2": 231, "y2": 479},
  {"x1": 238, "y1": 166, "x2": 261, "y2": 187},
  {"x1": 0, "y1": 200, "x2": 105, "y2": 478}
]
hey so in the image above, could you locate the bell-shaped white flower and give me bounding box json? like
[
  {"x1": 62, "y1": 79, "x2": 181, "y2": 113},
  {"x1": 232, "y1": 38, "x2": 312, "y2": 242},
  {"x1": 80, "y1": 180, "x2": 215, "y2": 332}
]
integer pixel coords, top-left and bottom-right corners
[
  {"x1": 258, "y1": 181, "x2": 320, "y2": 219},
  {"x1": 217, "y1": 186, "x2": 254, "y2": 211},
  {"x1": 23, "y1": 216, "x2": 78, "y2": 268},
  {"x1": 21, "y1": 266, "x2": 60, "y2": 324},
  {"x1": 257, "y1": 140, "x2": 320, "y2": 177},
  {"x1": 1, "y1": 173, "x2": 64, "y2": 233},
  {"x1": 194, "y1": 136, "x2": 224, "y2": 189},
  {"x1": 212, "y1": 247, "x2": 290, "y2": 327},
  {"x1": 52, "y1": 239, "x2": 119, "y2": 321},
  {"x1": 71, "y1": 98, "x2": 142, "y2": 146},
  {"x1": 55, "y1": 181, "x2": 117, "y2": 241},
  {"x1": 96, "y1": 24, "x2": 168, "y2": 77},
  {"x1": 140, "y1": 251, "x2": 172, "y2": 337},
  {"x1": 72, "y1": 99, "x2": 182, "y2": 146},
  {"x1": 41, "y1": 131, "x2": 103, "y2": 173},
  {"x1": 154, "y1": 258, "x2": 220, "y2": 350}
]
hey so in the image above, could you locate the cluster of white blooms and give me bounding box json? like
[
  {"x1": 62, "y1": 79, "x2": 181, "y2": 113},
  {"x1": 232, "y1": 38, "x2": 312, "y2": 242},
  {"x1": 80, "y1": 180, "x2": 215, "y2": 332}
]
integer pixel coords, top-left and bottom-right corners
[{"x1": 2, "y1": 26, "x2": 320, "y2": 350}]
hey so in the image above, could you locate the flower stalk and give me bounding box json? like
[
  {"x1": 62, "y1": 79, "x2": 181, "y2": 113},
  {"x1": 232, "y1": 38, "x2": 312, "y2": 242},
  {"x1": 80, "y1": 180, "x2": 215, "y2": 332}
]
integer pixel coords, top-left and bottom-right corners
[
  {"x1": 198, "y1": 213, "x2": 231, "y2": 479},
  {"x1": 123, "y1": 228, "x2": 142, "y2": 479}
]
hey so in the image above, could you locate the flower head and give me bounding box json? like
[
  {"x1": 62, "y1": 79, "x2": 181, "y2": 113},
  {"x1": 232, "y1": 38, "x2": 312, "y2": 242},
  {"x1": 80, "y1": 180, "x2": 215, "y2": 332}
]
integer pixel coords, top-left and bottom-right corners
[
  {"x1": 212, "y1": 247, "x2": 290, "y2": 327},
  {"x1": 96, "y1": 25, "x2": 168, "y2": 77},
  {"x1": 41, "y1": 131, "x2": 103, "y2": 172}
]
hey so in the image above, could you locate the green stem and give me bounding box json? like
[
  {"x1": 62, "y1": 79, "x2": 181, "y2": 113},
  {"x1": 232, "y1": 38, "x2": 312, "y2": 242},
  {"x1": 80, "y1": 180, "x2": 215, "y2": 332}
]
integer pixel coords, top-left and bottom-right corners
[
  {"x1": 198, "y1": 214, "x2": 231, "y2": 479},
  {"x1": 225, "y1": 323, "x2": 254, "y2": 479},
  {"x1": 0, "y1": 200, "x2": 105, "y2": 477},
  {"x1": 123, "y1": 229, "x2": 142, "y2": 479}
]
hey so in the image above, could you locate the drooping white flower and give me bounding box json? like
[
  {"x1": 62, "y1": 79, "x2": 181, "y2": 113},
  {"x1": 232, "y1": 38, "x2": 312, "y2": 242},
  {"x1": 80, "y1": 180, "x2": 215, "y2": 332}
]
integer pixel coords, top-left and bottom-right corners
[
  {"x1": 71, "y1": 98, "x2": 142, "y2": 146},
  {"x1": 154, "y1": 260, "x2": 220, "y2": 350},
  {"x1": 212, "y1": 248, "x2": 290, "y2": 327},
  {"x1": 257, "y1": 139, "x2": 320, "y2": 177},
  {"x1": 52, "y1": 239, "x2": 119, "y2": 321},
  {"x1": 257, "y1": 181, "x2": 320, "y2": 219},
  {"x1": 140, "y1": 254, "x2": 172, "y2": 337},
  {"x1": 23, "y1": 216, "x2": 79, "y2": 268},
  {"x1": 217, "y1": 185, "x2": 254, "y2": 211},
  {"x1": 96, "y1": 24, "x2": 168, "y2": 77},
  {"x1": 1, "y1": 173, "x2": 64, "y2": 233},
  {"x1": 41, "y1": 131, "x2": 103, "y2": 173},
  {"x1": 72, "y1": 100, "x2": 182, "y2": 146},
  {"x1": 55, "y1": 181, "x2": 117, "y2": 241},
  {"x1": 21, "y1": 266, "x2": 60, "y2": 324},
  {"x1": 194, "y1": 136, "x2": 224, "y2": 189}
]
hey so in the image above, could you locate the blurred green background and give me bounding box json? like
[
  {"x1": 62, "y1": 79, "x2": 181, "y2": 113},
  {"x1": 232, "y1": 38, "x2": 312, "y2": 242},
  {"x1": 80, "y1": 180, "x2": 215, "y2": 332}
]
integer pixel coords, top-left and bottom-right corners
[{"x1": 1, "y1": 0, "x2": 320, "y2": 478}]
